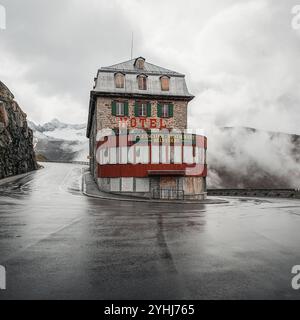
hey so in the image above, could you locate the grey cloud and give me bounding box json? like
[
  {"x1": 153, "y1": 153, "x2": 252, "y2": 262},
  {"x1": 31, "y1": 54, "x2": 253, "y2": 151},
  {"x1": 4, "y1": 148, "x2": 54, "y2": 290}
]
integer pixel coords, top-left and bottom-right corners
[
  {"x1": 0, "y1": 0, "x2": 299, "y2": 135},
  {"x1": 0, "y1": 0, "x2": 141, "y2": 122}
]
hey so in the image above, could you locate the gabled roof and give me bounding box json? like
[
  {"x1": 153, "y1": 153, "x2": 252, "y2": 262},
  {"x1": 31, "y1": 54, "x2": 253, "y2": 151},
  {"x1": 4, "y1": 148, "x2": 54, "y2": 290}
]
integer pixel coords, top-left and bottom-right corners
[{"x1": 100, "y1": 57, "x2": 184, "y2": 77}]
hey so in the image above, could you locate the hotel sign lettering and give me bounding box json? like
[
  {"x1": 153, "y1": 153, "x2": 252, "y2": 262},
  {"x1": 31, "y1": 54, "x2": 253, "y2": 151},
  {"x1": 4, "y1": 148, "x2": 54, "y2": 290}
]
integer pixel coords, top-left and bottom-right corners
[{"x1": 117, "y1": 117, "x2": 167, "y2": 129}]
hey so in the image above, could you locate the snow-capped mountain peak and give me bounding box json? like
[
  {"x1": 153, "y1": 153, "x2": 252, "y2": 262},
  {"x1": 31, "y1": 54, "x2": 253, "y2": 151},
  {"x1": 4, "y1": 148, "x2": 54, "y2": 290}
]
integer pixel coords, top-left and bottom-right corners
[{"x1": 28, "y1": 119, "x2": 88, "y2": 162}]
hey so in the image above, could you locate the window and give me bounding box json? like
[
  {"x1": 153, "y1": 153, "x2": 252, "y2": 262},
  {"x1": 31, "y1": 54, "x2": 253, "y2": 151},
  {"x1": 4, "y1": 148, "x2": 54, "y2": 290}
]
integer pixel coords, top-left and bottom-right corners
[
  {"x1": 135, "y1": 101, "x2": 151, "y2": 117},
  {"x1": 160, "y1": 76, "x2": 170, "y2": 91},
  {"x1": 135, "y1": 58, "x2": 145, "y2": 70},
  {"x1": 137, "y1": 59, "x2": 144, "y2": 69},
  {"x1": 137, "y1": 75, "x2": 147, "y2": 90},
  {"x1": 115, "y1": 73, "x2": 125, "y2": 89},
  {"x1": 162, "y1": 104, "x2": 169, "y2": 118},
  {"x1": 157, "y1": 103, "x2": 174, "y2": 118},
  {"x1": 116, "y1": 102, "x2": 125, "y2": 116},
  {"x1": 138, "y1": 103, "x2": 147, "y2": 117},
  {"x1": 112, "y1": 101, "x2": 128, "y2": 116}
]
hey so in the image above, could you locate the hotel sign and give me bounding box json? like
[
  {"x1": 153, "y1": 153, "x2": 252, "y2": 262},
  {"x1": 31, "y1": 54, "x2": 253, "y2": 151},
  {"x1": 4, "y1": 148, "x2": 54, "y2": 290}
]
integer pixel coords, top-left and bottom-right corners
[{"x1": 117, "y1": 117, "x2": 167, "y2": 129}]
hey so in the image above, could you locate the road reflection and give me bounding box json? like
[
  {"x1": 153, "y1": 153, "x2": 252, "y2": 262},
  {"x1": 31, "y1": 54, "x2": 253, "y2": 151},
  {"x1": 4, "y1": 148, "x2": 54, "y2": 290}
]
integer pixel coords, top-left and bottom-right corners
[{"x1": 0, "y1": 163, "x2": 299, "y2": 299}]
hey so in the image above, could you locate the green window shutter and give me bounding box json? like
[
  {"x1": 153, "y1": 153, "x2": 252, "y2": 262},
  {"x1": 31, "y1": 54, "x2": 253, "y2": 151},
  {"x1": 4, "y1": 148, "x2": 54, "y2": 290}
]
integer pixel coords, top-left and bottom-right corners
[
  {"x1": 168, "y1": 103, "x2": 174, "y2": 118},
  {"x1": 147, "y1": 102, "x2": 152, "y2": 117},
  {"x1": 124, "y1": 101, "x2": 129, "y2": 116},
  {"x1": 134, "y1": 101, "x2": 139, "y2": 117},
  {"x1": 157, "y1": 103, "x2": 162, "y2": 118},
  {"x1": 112, "y1": 101, "x2": 116, "y2": 116}
]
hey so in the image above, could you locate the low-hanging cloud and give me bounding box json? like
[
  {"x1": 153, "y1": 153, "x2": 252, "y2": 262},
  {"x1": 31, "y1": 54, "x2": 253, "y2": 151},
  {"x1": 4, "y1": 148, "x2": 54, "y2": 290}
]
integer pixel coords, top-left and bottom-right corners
[
  {"x1": 1, "y1": 0, "x2": 299, "y2": 133},
  {"x1": 206, "y1": 126, "x2": 300, "y2": 188},
  {"x1": 0, "y1": 0, "x2": 139, "y2": 123}
]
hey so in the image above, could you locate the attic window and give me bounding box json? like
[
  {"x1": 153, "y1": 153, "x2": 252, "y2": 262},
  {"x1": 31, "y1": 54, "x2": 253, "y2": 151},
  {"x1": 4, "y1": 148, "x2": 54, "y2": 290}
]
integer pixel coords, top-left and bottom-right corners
[
  {"x1": 114, "y1": 73, "x2": 125, "y2": 89},
  {"x1": 135, "y1": 58, "x2": 145, "y2": 70},
  {"x1": 160, "y1": 76, "x2": 170, "y2": 91},
  {"x1": 137, "y1": 75, "x2": 147, "y2": 90}
]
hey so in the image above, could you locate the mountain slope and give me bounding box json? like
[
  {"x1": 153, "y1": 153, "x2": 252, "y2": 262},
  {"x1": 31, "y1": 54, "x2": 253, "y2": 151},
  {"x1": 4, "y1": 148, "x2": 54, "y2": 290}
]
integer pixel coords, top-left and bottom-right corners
[{"x1": 28, "y1": 119, "x2": 88, "y2": 162}]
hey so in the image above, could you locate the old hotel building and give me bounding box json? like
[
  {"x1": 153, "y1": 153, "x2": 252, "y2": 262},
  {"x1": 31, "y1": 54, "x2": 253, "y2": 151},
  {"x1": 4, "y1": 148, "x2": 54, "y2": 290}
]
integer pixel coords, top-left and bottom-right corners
[{"x1": 87, "y1": 57, "x2": 207, "y2": 200}]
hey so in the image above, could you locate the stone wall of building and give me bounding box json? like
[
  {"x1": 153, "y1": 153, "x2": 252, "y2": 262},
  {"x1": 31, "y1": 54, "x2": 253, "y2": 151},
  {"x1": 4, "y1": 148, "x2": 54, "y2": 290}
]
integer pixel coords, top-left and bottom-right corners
[
  {"x1": 96, "y1": 97, "x2": 188, "y2": 131},
  {"x1": 96, "y1": 176, "x2": 207, "y2": 200},
  {"x1": 89, "y1": 111, "x2": 98, "y2": 179},
  {"x1": 0, "y1": 81, "x2": 38, "y2": 179}
]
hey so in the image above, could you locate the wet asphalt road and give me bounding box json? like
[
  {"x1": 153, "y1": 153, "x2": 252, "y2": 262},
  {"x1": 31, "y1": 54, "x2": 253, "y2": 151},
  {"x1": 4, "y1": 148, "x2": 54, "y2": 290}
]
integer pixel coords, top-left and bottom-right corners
[{"x1": 0, "y1": 163, "x2": 300, "y2": 300}]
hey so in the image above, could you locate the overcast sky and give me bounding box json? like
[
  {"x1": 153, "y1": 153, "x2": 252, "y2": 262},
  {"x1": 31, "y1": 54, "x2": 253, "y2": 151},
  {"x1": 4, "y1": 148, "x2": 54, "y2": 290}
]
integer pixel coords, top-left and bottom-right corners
[{"x1": 0, "y1": 0, "x2": 299, "y2": 134}]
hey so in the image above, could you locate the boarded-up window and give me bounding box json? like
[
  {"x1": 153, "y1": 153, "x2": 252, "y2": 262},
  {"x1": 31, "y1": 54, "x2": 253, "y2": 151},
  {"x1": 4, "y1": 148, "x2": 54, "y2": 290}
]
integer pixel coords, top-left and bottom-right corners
[
  {"x1": 160, "y1": 76, "x2": 170, "y2": 91},
  {"x1": 135, "y1": 58, "x2": 145, "y2": 70},
  {"x1": 138, "y1": 75, "x2": 147, "y2": 90},
  {"x1": 115, "y1": 73, "x2": 125, "y2": 89}
]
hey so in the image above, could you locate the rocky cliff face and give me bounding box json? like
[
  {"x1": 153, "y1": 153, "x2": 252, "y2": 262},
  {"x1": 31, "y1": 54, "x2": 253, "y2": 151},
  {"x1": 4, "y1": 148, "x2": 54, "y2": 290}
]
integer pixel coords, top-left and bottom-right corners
[{"x1": 0, "y1": 81, "x2": 38, "y2": 179}]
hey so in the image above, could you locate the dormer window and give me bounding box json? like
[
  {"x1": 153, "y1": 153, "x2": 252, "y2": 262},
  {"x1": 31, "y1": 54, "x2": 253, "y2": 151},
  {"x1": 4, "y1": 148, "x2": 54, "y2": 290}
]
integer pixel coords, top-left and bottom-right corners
[
  {"x1": 137, "y1": 75, "x2": 147, "y2": 90},
  {"x1": 160, "y1": 76, "x2": 170, "y2": 91},
  {"x1": 114, "y1": 73, "x2": 125, "y2": 89},
  {"x1": 134, "y1": 57, "x2": 145, "y2": 70}
]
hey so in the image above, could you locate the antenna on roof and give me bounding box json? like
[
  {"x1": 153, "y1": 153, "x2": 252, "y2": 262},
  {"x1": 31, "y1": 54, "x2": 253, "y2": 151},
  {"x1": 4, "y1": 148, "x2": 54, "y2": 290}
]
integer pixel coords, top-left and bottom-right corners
[{"x1": 131, "y1": 32, "x2": 134, "y2": 60}]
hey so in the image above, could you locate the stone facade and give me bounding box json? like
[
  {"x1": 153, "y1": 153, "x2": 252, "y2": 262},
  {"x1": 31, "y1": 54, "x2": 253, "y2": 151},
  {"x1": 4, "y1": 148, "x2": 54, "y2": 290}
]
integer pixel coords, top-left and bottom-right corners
[
  {"x1": 0, "y1": 81, "x2": 38, "y2": 179},
  {"x1": 95, "y1": 176, "x2": 207, "y2": 200},
  {"x1": 96, "y1": 98, "x2": 188, "y2": 131}
]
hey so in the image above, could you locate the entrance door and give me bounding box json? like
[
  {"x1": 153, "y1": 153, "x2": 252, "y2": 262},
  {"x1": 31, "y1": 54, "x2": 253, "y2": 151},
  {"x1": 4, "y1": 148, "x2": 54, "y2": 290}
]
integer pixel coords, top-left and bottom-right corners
[
  {"x1": 159, "y1": 177, "x2": 178, "y2": 199},
  {"x1": 160, "y1": 176, "x2": 177, "y2": 189}
]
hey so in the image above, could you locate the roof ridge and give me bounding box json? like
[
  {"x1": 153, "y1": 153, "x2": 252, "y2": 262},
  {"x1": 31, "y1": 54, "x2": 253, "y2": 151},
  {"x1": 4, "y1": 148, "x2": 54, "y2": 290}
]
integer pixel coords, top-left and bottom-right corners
[
  {"x1": 99, "y1": 58, "x2": 184, "y2": 76},
  {"x1": 143, "y1": 61, "x2": 182, "y2": 75},
  {"x1": 105, "y1": 58, "x2": 136, "y2": 69}
]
